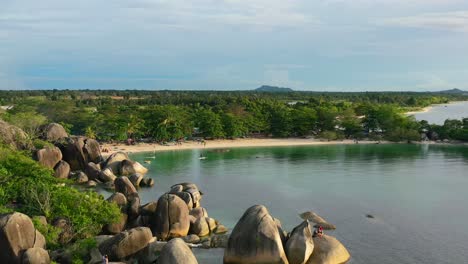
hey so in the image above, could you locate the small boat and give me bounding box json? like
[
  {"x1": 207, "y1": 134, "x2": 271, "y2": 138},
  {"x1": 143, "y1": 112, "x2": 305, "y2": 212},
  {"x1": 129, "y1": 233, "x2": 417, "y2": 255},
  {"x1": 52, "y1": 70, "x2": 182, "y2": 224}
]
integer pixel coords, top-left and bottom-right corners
[
  {"x1": 198, "y1": 156, "x2": 206, "y2": 160},
  {"x1": 144, "y1": 160, "x2": 152, "y2": 164}
]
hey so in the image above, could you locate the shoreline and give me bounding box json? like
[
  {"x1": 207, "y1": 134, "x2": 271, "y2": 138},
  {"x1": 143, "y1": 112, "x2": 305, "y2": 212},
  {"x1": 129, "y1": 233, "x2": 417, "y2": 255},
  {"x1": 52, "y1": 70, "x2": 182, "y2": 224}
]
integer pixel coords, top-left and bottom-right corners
[
  {"x1": 101, "y1": 138, "x2": 468, "y2": 157},
  {"x1": 101, "y1": 138, "x2": 384, "y2": 156},
  {"x1": 405, "y1": 106, "x2": 432, "y2": 115},
  {"x1": 405, "y1": 100, "x2": 468, "y2": 116}
]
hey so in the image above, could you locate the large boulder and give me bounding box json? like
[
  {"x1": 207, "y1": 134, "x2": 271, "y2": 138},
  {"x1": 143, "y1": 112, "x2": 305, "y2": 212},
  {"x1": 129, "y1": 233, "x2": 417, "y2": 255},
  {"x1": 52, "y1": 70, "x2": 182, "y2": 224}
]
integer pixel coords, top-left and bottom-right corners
[
  {"x1": 85, "y1": 162, "x2": 101, "y2": 181},
  {"x1": 151, "y1": 194, "x2": 190, "y2": 240},
  {"x1": 127, "y1": 193, "x2": 141, "y2": 221},
  {"x1": 39, "y1": 123, "x2": 68, "y2": 142},
  {"x1": 224, "y1": 205, "x2": 289, "y2": 264},
  {"x1": 114, "y1": 177, "x2": 137, "y2": 198},
  {"x1": 129, "y1": 174, "x2": 143, "y2": 188},
  {"x1": 33, "y1": 230, "x2": 46, "y2": 249},
  {"x1": 158, "y1": 238, "x2": 198, "y2": 264},
  {"x1": 21, "y1": 247, "x2": 50, "y2": 264},
  {"x1": 306, "y1": 235, "x2": 350, "y2": 264},
  {"x1": 107, "y1": 192, "x2": 128, "y2": 211},
  {"x1": 119, "y1": 160, "x2": 148, "y2": 176},
  {"x1": 286, "y1": 221, "x2": 314, "y2": 264},
  {"x1": 103, "y1": 152, "x2": 129, "y2": 175},
  {"x1": 56, "y1": 136, "x2": 102, "y2": 171},
  {"x1": 53, "y1": 160, "x2": 70, "y2": 179},
  {"x1": 0, "y1": 212, "x2": 36, "y2": 263},
  {"x1": 299, "y1": 211, "x2": 336, "y2": 230},
  {"x1": 169, "y1": 183, "x2": 203, "y2": 209},
  {"x1": 0, "y1": 120, "x2": 32, "y2": 150},
  {"x1": 98, "y1": 227, "x2": 152, "y2": 261},
  {"x1": 69, "y1": 171, "x2": 88, "y2": 184},
  {"x1": 99, "y1": 168, "x2": 117, "y2": 183},
  {"x1": 35, "y1": 147, "x2": 62, "y2": 169}
]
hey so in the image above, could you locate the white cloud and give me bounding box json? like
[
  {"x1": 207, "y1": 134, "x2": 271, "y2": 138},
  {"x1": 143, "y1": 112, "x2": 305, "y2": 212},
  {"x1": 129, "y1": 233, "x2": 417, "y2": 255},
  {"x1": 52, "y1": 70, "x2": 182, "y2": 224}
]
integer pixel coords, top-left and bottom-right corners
[{"x1": 380, "y1": 11, "x2": 468, "y2": 32}]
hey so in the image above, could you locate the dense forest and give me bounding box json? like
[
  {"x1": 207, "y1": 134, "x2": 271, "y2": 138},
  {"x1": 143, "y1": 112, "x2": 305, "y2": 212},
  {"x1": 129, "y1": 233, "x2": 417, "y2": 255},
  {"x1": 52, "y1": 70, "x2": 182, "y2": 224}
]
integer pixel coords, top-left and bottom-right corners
[{"x1": 1, "y1": 90, "x2": 467, "y2": 142}]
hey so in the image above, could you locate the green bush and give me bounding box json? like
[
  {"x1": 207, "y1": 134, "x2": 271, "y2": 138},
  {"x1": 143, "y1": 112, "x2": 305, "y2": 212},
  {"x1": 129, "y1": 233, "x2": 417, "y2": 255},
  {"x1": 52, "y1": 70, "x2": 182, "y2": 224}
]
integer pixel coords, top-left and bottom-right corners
[
  {"x1": 32, "y1": 139, "x2": 54, "y2": 150},
  {"x1": 0, "y1": 145, "x2": 120, "y2": 247}
]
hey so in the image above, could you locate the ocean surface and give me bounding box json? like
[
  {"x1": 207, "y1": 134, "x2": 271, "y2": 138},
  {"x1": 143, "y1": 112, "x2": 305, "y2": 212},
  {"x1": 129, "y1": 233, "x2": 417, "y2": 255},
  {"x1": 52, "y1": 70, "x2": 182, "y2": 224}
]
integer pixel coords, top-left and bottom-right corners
[
  {"x1": 410, "y1": 101, "x2": 468, "y2": 124},
  {"x1": 121, "y1": 144, "x2": 468, "y2": 264}
]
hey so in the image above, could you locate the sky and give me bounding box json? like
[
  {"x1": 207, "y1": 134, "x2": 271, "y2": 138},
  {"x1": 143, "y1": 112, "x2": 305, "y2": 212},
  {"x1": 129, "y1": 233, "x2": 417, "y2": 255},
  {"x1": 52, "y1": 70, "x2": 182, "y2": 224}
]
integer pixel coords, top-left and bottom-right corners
[{"x1": 1, "y1": 0, "x2": 468, "y2": 91}]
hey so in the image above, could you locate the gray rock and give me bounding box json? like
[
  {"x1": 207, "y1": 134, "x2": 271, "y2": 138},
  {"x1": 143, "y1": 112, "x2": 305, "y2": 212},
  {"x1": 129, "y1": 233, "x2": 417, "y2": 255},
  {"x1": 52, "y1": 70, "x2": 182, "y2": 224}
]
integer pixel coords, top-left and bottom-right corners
[
  {"x1": 224, "y1": 205, "x2": 288, "y2": 264},
  {"x1": 0, "y1": 212, "x2": 36, "y2": 263},
  {"x1": 39, "y1": 123, "x2": 68, "y2": 142},
  {"x1": 183, "y1": 234, "x2": 201, "y2": 244},
  {"x1": 35, "y1": 147, "x2": 62, "y2": 169},
  {"x1": 129, "y1": 174, "x2": 143, "y2": 188},
  {"x1": 114, "y1": 177, "x2": 137, "y2": 198},
  {"x1": 98, "y1": 227, "x2": 153, "y2": 261},
  {"x1": 99, "y1": 168, "x2": 117, "y2": 183},
  {"x1": 56, "y1": 136, "x2": 102, "y2": 171},
  {"x1": 0, "y1": 120, "x2": 32, "y2": 150},
  {"x1": 299, "y1": 211, "x2": 336, "y2": 230},
  {"x1": 103, "y1": 152, "x2": 129, "y2": 175},
  {"x1": 285, "y1": 221, "x2": 314, "y2": 264},
  {"x1": 306, "y1": 235, "x2": 350, "y2": 264},
  {"x1": 53, "y1": 160, "x2": 70, "y2": 179},
  {"x1": 21, "y1": 247, "x2": 50, "y2": 264},
  {"x1": 119, "y1": 160, "x2": 148, "y2": 176},
  {"x1": 151, "y1": 194, "x2": 190, "y2": 240},
  {"x1": 158, "y1": 238, "x2": 198, "y2": 264},
  {"x1": 34, "y1": 230, "x2": 46, "y2": 249}
]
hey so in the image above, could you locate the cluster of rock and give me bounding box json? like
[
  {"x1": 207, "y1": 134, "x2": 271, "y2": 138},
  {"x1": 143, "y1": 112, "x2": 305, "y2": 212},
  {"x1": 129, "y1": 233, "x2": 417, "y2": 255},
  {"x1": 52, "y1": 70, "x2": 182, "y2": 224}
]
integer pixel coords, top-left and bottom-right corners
[
  {"x1": 93, "y1": 182, "x2": 229, "y2": 263},
  {"x1": 32, "y1": 123, "x2": 153, "y2": 190},
  {"x1": 0, "y1": 119, "x2": 32, "y2": 150},
  {"x1": 0, "y1": 212, "x2": 50, "y2": 264},
  {"x1": 224, "y1": 205, "x2": 350, "y2": 264}
]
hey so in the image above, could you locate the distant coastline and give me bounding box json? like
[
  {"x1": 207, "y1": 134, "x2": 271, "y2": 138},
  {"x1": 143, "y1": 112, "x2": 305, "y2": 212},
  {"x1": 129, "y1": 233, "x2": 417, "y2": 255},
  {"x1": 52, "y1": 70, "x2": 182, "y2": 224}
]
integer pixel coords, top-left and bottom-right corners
[{"x1": 405, "y1": 100, "x2": 468, "y2": 116}]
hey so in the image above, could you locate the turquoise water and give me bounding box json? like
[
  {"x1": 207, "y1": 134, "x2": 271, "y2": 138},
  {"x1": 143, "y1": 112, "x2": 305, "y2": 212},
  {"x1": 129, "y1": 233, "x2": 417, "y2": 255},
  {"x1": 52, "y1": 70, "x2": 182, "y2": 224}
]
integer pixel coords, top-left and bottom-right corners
[
  {"x1": 410, "y1": 101, "x2": 468, "y2": 124},
  {"x1": 125, "y1": 144, "x2": 468, "y2": 263}
]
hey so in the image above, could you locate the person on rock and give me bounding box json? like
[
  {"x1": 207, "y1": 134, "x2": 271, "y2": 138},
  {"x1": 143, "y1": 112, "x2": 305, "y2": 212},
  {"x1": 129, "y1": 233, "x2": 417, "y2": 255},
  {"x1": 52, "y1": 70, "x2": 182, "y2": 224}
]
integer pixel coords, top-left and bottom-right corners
[{"x1": 313, "y1": 226, "x2": 324, "y2": 238}]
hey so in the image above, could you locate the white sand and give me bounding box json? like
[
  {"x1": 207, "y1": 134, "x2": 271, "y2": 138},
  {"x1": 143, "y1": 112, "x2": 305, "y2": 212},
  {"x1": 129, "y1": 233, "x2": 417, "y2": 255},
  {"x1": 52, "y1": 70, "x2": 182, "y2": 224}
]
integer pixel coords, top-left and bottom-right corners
[{"x1": 101, "y1": 138, "x2": 382, "y2": 156}]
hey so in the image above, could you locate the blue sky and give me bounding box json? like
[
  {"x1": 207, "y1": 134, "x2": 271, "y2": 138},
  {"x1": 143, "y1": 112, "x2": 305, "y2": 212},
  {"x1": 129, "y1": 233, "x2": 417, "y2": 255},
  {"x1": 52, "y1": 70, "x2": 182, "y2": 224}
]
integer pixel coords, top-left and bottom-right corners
[{"x1": 1, "y1": 0, "x2": 468, "y2": 91}]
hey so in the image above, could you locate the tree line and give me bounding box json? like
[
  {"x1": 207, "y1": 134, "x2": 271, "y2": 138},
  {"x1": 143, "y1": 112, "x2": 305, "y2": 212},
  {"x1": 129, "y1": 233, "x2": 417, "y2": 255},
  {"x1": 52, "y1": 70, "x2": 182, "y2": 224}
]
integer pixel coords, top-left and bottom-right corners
[{"x1": 0, "y1": 90, "x2": 467, "y2": 142}]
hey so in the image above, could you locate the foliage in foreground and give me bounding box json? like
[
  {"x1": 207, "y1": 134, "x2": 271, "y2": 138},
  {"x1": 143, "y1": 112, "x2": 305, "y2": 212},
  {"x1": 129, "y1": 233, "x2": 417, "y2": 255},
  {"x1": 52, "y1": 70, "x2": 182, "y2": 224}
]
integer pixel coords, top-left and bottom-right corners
[{"x1": 0, "y1": 146, "x2": 120, "y2": 248}]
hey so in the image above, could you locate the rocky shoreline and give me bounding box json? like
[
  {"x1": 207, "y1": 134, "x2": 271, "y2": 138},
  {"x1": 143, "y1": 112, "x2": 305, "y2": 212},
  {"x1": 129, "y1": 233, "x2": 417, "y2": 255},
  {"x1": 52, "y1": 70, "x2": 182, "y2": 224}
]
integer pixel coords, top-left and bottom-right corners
[{"x1": 1, "y1": 122, "x2": 351, "y2": 264}]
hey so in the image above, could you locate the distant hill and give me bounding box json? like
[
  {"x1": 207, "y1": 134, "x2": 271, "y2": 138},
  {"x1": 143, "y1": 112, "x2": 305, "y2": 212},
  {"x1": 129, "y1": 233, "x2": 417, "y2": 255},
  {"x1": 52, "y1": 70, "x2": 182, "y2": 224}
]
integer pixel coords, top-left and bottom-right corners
[
  {"x1": 255, "y1": 85, "x2": 294, "y2": 93},
  {"x1": 436, "y1": 88, "x2": 468, "y2": 94}
]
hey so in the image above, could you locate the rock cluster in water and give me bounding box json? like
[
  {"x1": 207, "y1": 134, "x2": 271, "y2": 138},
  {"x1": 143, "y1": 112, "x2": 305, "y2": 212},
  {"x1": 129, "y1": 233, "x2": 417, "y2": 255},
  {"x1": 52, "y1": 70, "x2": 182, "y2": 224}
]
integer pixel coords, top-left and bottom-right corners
[
  {"x1": 3, "y1": 123, "x2": 351, "y2": 263},
  {"x1": 224, "y1": 205, "x2": 350, "y2": 264}
]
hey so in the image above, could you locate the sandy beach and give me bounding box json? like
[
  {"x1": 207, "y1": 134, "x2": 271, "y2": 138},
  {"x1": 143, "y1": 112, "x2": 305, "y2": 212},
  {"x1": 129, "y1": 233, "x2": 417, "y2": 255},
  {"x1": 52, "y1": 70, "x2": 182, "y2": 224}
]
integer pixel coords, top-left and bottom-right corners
[
  {"x1": 101, "y1": 138, "x2": 383, "y2": 155},
  {"x1": 405, "y1": 106, "x2": 432, "y2": 115}
]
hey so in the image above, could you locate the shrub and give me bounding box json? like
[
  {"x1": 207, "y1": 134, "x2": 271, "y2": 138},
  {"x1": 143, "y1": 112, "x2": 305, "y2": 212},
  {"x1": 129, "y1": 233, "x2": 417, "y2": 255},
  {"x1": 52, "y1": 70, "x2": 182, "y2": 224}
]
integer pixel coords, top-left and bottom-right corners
[{"x1": 0, "y1": 145, "x2": 120, "y2": 247}]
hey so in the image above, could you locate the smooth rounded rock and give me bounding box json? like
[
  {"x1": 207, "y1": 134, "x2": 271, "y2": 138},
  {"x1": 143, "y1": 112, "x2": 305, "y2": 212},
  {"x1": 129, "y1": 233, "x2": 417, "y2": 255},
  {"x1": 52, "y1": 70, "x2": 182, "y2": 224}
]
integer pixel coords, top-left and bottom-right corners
[
  {"x1": 0, "y1": 212, "x2": 36, "y2": 263},
  {"x1": 35, "y1": 147, "x2": 62, "y2": 169},
  {"x1": 286, "y1": 221, "x2": 314, "y2": 264},
  {"x1": 224, "y1": 205, "x2": 288, "y2": 264},
  {"x1": 53, "y1": 160, "x2": 70, "y2": 179},
  {"x1": 114, "y1": 177, "x2": 137, "y2": 198},
  {"x1": 21, "y1": 247, "x2": 50, "y2": 264},
  {"x1": 306, "y1": 235, "x2": 350, "y2": 264},
  {"x1": 151, "y1": 194, "x2": 190, "y2": 240},
  {"x1": 98, "y1": 227, "x2": 153, "y2": 261},
  {"x1": 158, "y1": 238, "x2": 198, "y2": 264}
]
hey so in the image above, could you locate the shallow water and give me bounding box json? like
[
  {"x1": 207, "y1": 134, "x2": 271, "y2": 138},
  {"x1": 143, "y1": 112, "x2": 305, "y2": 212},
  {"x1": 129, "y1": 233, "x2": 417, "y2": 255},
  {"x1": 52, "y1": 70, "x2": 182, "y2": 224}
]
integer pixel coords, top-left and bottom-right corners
[
  {"x1": 410, "y1": 101, "x2": 468, "y2": 124},
  {"x1": 121, "y1": 144, "x2": 468, "y2": 264}
]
